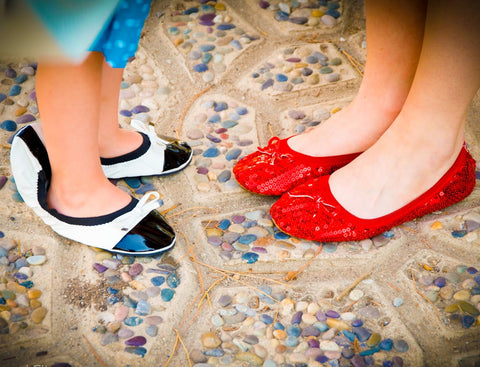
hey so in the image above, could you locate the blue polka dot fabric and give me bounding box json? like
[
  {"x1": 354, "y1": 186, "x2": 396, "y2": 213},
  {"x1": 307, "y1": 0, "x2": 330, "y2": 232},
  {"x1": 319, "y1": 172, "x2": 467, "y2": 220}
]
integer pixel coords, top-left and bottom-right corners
[{"x1": 89, "y1": 0, "x2": 153, "y2": 68}]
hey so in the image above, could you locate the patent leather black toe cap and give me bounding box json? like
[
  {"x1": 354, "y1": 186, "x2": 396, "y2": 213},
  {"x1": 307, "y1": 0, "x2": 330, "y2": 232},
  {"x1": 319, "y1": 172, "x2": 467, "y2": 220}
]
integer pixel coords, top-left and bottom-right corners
[
  {"x1": 112, "y1": 210, "x2": 176, "y2": 255},
  {"x1": 160, "y1": 136, "x2": 192, "y2": 172}
]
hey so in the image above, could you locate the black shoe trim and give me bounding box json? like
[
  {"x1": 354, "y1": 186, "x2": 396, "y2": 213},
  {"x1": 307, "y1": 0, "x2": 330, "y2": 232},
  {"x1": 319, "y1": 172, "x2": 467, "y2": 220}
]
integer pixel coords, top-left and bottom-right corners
[
  {"x1": 100, "y1": 132, "x2": 151, "y2": 166},
  {"x1": 112, "y1": 210, "x2": 176, "y2": 254},
  {"x1": 162, "y1": 139, "x2": 192, "y2": 173},
  {"x1": 16, "y1": 125, "x2": 51, "y2": 180}
]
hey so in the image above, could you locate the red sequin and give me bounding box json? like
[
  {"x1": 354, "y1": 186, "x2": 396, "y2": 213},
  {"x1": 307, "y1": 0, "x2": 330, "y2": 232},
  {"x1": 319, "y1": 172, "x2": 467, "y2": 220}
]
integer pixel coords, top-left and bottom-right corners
[
  {"x1": 271, "y1": 145, "x2": 477, "y2": 242},
  {"x1": 233, "y1": 136, "x2": 361, "y2": 195}
]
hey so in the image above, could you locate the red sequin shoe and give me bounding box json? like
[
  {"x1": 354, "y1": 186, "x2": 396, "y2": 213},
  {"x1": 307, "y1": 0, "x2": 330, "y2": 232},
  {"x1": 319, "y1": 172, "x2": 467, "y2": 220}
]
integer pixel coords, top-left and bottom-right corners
[
  {"x1": 271, "y1": 145, "x2": 476, "y2": 242},
  {"x1": 233, "y1": 136, "x2": 361, "y2": 195}
]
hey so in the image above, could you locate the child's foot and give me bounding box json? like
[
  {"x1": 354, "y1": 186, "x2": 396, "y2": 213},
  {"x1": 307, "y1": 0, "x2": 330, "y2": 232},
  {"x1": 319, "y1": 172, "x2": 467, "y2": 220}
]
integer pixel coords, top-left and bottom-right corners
[
  {"x1": 47, "y1": 179, "x2": 133, "y2": 218},
  {"x1": 99, "y1": 128, "x2": 143, "y2": 158}
]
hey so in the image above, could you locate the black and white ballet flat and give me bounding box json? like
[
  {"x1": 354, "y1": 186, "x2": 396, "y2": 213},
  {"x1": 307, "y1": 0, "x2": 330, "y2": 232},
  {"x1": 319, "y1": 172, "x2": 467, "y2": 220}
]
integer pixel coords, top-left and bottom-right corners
[
  {"x1": 101, "y1": 119, "x2": 193, "y2": 179},
  {"x1": 10, "y1": 124, "x2": 176, "y2": 255}
]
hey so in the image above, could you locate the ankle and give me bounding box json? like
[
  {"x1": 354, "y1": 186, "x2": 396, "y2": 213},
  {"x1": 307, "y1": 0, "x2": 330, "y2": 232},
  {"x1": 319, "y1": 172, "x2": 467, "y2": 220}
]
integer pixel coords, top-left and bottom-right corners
[{"x1": 98, "y1": 129, "x2": 142, "y2": 158}]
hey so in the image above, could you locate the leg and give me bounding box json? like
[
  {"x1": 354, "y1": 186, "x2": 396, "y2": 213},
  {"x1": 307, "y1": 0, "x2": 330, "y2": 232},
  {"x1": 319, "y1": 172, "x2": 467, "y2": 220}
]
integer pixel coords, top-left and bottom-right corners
[
  {"x1": 36, "y1": 52, "x2": 132, "y2": 217},
  {"x1": 289, "y1": 0, "x2": 428, "y2": 156},
  {"x1": 330, "y1": 0, "x2": 480, "y2": 219},
  {"x1": 96, "y1": 58, "x2": 143, "y2": 158}
]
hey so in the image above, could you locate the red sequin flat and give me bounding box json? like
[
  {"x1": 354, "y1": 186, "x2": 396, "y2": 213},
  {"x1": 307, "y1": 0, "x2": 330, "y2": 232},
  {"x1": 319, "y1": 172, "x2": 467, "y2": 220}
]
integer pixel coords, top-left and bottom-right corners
[
  {"x1": 270, "y1": 145, "x2": 476, "y2": 242},
  {"x1": 233, "y1": 136, "x2": 361, "y2": 195}
]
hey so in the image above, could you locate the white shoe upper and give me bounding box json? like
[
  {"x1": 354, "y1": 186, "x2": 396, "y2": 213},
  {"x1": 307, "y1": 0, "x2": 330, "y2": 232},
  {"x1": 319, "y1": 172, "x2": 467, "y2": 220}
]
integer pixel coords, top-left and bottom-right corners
[
  {"x1": 10, "y1": 127, "x2": 166, "y2": 251},
  {"x1": 103, "y1": 119, "x2": 192, "y2": 179}
]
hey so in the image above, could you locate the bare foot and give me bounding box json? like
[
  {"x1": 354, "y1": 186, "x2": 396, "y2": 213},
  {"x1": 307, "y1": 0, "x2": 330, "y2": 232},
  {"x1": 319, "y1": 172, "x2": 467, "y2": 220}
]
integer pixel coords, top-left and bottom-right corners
[
  {"x1": 329, "y1": 113, "x2": 465, "y2": 219},
  {"x1": 288, "y1": 97, "x2": 401, "y2": 157},
  {"x1": 99, "y1": 129, "x2": 143, "y2": 158},
  {"x1": 47, "y1": 179, "x2": 133, "y2": 218}
]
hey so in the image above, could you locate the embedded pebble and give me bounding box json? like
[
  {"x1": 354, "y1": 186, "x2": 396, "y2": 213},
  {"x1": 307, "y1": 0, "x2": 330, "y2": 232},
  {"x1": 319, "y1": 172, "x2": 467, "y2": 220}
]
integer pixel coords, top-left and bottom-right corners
[{"x1": 26, "y1": 256, "x2": 46, "y2": 265}]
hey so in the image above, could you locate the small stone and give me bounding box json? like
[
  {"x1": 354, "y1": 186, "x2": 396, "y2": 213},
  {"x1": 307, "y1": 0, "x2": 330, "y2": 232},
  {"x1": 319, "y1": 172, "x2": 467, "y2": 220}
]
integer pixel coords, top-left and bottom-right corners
[
  {"x1": 324, "y1": 73, "x2": 340, "y2": 82},
  {"x1": 320, "y1": 340, "x2": 340, "y2": 352},
  {"x1": 31, "y1": 307, "x2": 47, "y2": 323},
  {"x1": 118, "y1": 328, "x2": 134, "y2": 339},
  {"x1": 353, "y1": 327, "x2": 371, "y2": 342},
  {"x1": 101, "y1": 332, "x2": 118, "y2": 345},
  {"x1": 124, "y1": 346, "x2": 147, "y2": 357},
  {"x1": 202, "y1": 332, "x2": 222, "y2": 348},
  {"x1": 379, "y1": 338, "x2": 393, "y2": 351},
  {"x1": 242, "y1": 252, "x2": 259, "y2": 264},
  {"x1": 261, "y1": 79, "x2": 274, "y2": 90},
  {"x1": 135, "y1": 300, "x2": 151, "y2": 316},
  {"x1": 349, "y1": 289, "x2": 364, "y2": 301},
  {"x1": 161, "y1": 288, "x2": 175, "y2": 302},
  {"x1": 124, "y1": 317, "x2": 143, "y2": 327},
  {"x1": 393, "y1": 339, "x2": 409, "y2": 353},
  {"x1": 125, "y1": 336, "x2": 147, "y2": 347},
  {"x1": 452, "y1": 230, "x2": 467, "y2": 238},
  {"x1": 393, "y1": 297, "x2": 403, "y2": 307},
  {"x1": 358, "y1": 306, "x2": 380, "y2": 319},
  {"x1": 8, "y1": 85, "x2": 21, "y2": 96},
  {"x1": 218, "y1": 294, "x2": 232, "y2": 307},
  {"x1": 462, "y1": 315, "x2": 475, "y2": 328},
  {"x1": 193, "y1": 63, "x2": 208, "y2": 73},
  {"x1": 187, "y1": 129, "x2": 204, "y2": 140},
  {"x1": 27, "y1": 289, "x2": 42, "y2": 300},
  {"x1": 115, "y1": 306, "x2": 129, "y2": 322},
  {"x1": 235, "y1": 352, "x2": 263, "y2": 366},
  {"x1": 151, "y1": 276, "x2": 165, "y2": 286},
  {"x1": 325, "y1": 310, "x2": 340, "y2": 318},
  {"x1": 131, "y1": 105, "x2": 150, "y2": 114},
  {"x1": 454, "y1": 289, "x2": 471, "y2": 301},
  {"x1": 351, "y1": 354, "x2": 367, "y2": 367},
  {"x1": 439, "y1": 285, "x2": 454, "y2": 300},
  {"x1": 191, "y1": 349, "x2": 208, "y2": 363},
  {"x1": 26, "y1": 256, "x2": 46, "y2": 265},
  {"x1": 1, "y1": 120, "x2": 16, "y2": 132},
  {"x1": 430, "y1": 221, "x2": 443, "y2": 230},
  {"x1": 146, "y1": 325, "x2": 158, "y2": 337},
  {"x1": 226, "y1": 148, "x2": 242, "y2": 161},
  {"x1": 167, "y1": 272, "x2": 180, "y2": 288},
  {"x1": 244, "y1": 334, "x2": 259, "y2": 345},
  {"x1": 218, "y1": 170, "x2": 231, "y2": 183},
  {"x1": 203, "y1": 147, "x2": 220, "y2": 157},
  {"x1": 321, "y1": 14, "x2": 337, "y2": 26},
  {"x1": 259, "y1": 314, "x2": 274, "y2": 324},
  {"x1": 288, "y1": 110, "x2": 306, "y2": 120}
]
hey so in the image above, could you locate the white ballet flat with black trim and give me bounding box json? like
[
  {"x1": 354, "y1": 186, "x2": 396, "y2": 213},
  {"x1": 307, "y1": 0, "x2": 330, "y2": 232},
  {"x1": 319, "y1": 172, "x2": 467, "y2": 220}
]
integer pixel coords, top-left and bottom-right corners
[
  {"x1": 101, "y1": 119, "x2": 192, "y2": 179},
  {"x1": 10, "y1": 124, "x2": 176, "y2": 255}
]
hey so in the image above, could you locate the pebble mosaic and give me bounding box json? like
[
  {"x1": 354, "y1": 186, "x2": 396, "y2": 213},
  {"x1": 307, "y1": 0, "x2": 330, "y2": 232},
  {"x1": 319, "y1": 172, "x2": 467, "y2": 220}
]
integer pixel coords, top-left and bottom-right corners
[
  {"x1": 89, "y1": 251, "x2": 185, "y2": 357},
  {"x1": 279, "y1": 101, "x2": 348, "y2": 135},
  {"x1": 240, "y1": 43, "x2": 357, "y2": 95},
  {"x1": 254, "y1": 0, "x2": 343, "y2": 30},
  {"x1": 200, "y1": 207, "x2": 400, "y2": 265},
  {"x1": 163, "y1": 1, "x2": 260, "y2": 83},
  {"x1": 0, "y1": 234, "x2": 50, "y2": 343},
  {"x1": 183, "y1": 96, "x2": 258, "y2": 194},
  {"x1": 405, "y1": 251, "x2": 480, "y2": 331},
  {"x1": 191, "y1": 283, "x2": 422, "y2": 366}
]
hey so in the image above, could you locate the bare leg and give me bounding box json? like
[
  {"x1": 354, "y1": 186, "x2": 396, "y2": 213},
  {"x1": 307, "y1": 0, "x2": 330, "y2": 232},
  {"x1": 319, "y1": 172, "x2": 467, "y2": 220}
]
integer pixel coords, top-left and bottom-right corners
[
  {"x1": 97, "y1": 59, "x2": 142, "y2": 158},
  {"x1": 330, "y1": 0, "x2": 480, "y2": 219},
  {"x1": 289, "y1": 0, "x2": 427, "y2": 156},
  {"x1": 36, "y1": 52, "x2": 132, "y2": 217}
]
